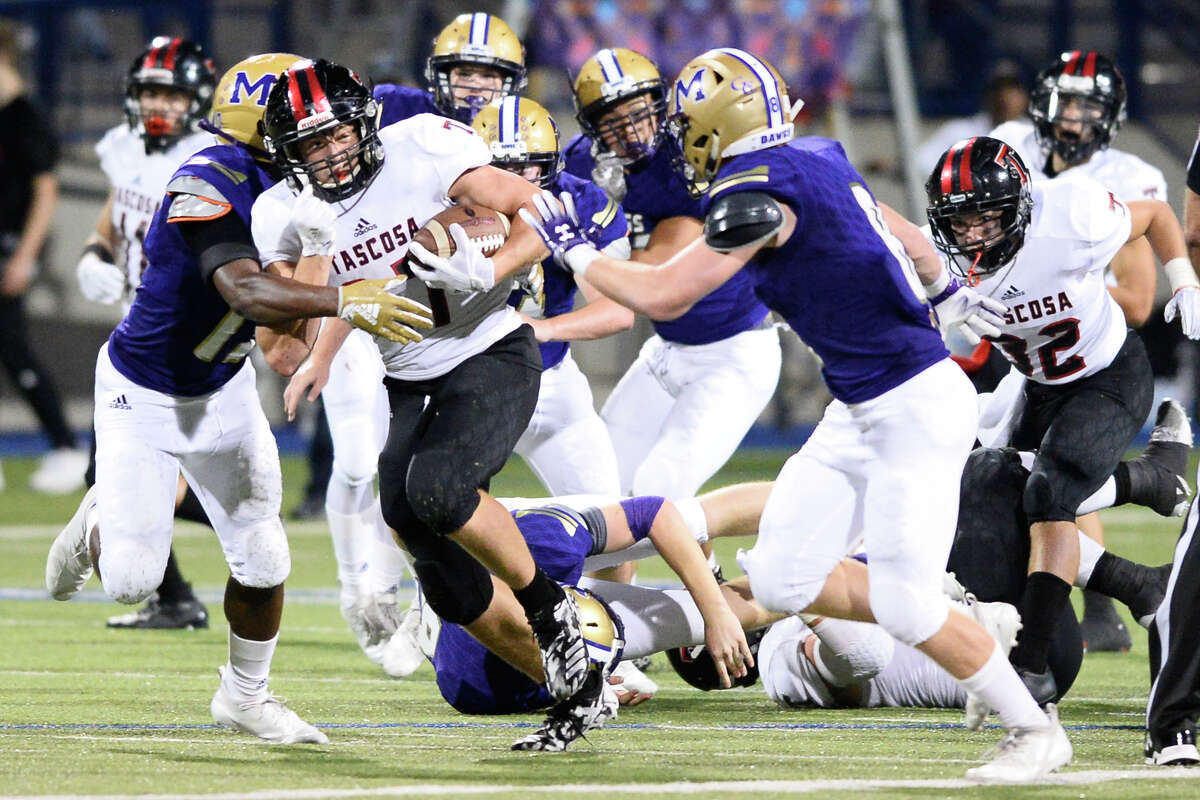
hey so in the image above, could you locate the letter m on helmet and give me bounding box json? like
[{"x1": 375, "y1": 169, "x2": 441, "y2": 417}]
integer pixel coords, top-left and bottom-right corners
[
  {"x1": 230, "y1": 71, "x2": 277, "y2": 107},
  {"x1": 674, "y1": 69, "x2": 707, "y2": 109}
]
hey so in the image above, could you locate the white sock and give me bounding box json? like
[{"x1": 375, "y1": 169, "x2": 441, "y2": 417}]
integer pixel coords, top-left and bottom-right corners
[
  {"x1": 367, "y1": 499, "x2": 413, "y2": 595},
  {"x1": 674, "y1": 496, "x2": 709, "y2": 544},
  {"x1": 957, "y1": 642, "x2": 1049, "y2": 731},
  {"x1": 326, "y1": 508, "x2": 369, "y2": 598},
  {"x1": 1076, "y1": 477, "x2": 1117, "y2": 515},
  {"x1": 225, "y1": 631, "x2": 278, "y2": 701},
  {"x1": 1076, "y1": 530, "x2": 1107, "y2": 587}
]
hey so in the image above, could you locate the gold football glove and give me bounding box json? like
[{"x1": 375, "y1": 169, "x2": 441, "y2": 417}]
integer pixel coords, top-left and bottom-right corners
[{"x1": 337, "y1": 278, "x2": 434, "y2": 344}]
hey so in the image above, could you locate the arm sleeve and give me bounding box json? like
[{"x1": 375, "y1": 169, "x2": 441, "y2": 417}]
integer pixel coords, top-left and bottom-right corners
[{"x1": 175, "y1": 211, "x2": 259, "y2": 285}]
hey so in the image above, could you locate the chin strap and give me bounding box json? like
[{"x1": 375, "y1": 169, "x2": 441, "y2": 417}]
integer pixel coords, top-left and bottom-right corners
[{"x1": 966, "y1": 251, "x2": 983, "y2": 287}]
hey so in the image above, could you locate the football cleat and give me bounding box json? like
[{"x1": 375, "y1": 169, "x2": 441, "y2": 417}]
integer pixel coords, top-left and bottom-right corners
[
  {"x1": 511, "y1": 669, "x2": 618, "y2": 752},
  {"x1": 106, "y1": 594, "x2": 209, "y2": 630},
  {"x1": 1146, "y1": 724, "x2": 1200, "y2": 766},
  {"x1": 527, "y1": 587, "x2": 589, "y2": 701},
  {"x1": 962, "y1": 598, "x2": 1022, "y2": 730},
  {"x1": 29, "y1": 447, "x2": 89, "y2": 494},
  {"x1": 45, "y1": 485, "x2": 98, "y2": 600},
  {"x1": 211, "y1": 667, "x2": 328, "y2": 744},
  {"x1": 966, "y1": 703, "x2": 1072, "y2": 782},
  {"x1": 1126, "y1": 399, "x2": 1193, "y2": 517},
  {"x1": 942, "y1": 570, "x2": 975, "y2": 604},
  {"x1": 339, "y1": 588, "x2": 378, "y2": 663},
  {"x1": 1079, "y1": 590, "x2": 1131, "y2": 653},
  {"x1": 380, "y1": 607, "x2": 425, "y2": 678}
]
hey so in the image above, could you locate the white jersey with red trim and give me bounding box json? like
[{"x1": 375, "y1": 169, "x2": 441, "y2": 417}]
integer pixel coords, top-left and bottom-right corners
[
  {"x1": 95, "y1": 124, "x2": 213, "y2": 305},
  {"x1": 989, "y1": 119, "x2": 1167, "y2": 201},
  {"x1": 252, "y1": 114, "x2": 519, "y2": 381},
  {"x1": 936, "y1": 177, "x2": 1132, "y2": 385}
]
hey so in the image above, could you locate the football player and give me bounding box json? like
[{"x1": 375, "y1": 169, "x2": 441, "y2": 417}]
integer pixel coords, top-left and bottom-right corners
[
  {"x1": 488, "y1": 48, "x2": 1071, "y2": 782},
  {"x1": 920, "y1": 136, "x2": 1200, "y2": 711},
  {"x1": 251, "y1": 60, "x2": 598, "y2": 746},
  {"x1": 373, "y1": 12, "x2": 525, "y2": 126},
  {"x1": 472, "y1": 96, "x2": 630, "y2": 497},
  {"x1": 563, "y1": 48, "x2": 782, "y2": 515},
  {"x1": 45, "y1": 53, "x2": 433, "y2": 745},
  {"x1": 76, "y1": 36, "x2": 218, "y2": 632}
]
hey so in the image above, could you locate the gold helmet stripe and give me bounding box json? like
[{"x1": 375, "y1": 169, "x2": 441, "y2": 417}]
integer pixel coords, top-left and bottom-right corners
[
  {"x1": 469, "y1": 11, "x2": 489, "y2": 45},
  {"x1": 596, "y1": 48, "x2": 624, "y2": 82},
  {"x1": 715, "y1": 48, "x2": 784, "y2": 129}
]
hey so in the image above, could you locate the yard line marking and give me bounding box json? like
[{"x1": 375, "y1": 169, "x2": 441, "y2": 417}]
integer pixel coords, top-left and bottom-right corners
[{"x1": 5, "y1": 769, "x2": 1200, "y2": 799}]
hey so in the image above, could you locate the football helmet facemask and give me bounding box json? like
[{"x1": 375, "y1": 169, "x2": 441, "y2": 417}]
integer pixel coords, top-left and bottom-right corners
[
  {"x1": 573, "y1": 48, "x2": 667, "y2": 166},
  {"x1": 1030, "y1": 50, "x2": 1127, "y2": 167},
  {"x1": 472, "y1": 96, "x2": 560, "y2": 188},
  {"x1": 666, "y1": 48, "x2": 801, "y2": 197},
  {"x1": 125, "y1": 37, "x2": 217, "y2": 153},
  {"x1": 565, "y1": 586, "x2": 625, "y2": 679},
  {"x1": 425, "y1": 13, "x2": 526, "y2": 124},
  {"x1": 926, "y1": 136, "x2": 1033, "y2": 282},
  {"x1": 261, "y1": 59, "x2": 384, "y2": 203}
]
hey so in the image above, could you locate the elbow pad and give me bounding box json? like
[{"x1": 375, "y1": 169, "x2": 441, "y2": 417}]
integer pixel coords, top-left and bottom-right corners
[{"x1": 704, "y1": 191, "x2": 785, "y2": 253}]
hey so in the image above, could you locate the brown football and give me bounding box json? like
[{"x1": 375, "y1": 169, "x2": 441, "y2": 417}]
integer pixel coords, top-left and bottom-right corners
[{"x1": 406, "y1": 205, "x2": 511, "y2": 265}]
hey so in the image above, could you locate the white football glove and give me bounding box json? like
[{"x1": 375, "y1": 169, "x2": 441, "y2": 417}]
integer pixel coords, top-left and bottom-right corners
[
  {"x1": 931, "y1": 278, "x2": 1006, "y2": 346},
  {"x1": 291, "y1": 183, "x2": 337, "y2": 257},
  {"x1": 1165, "y1": 287, "x2": 1200, "y2": 340},
  {"x1": 76, "y1": 250, "x2": 125, "y2": 304},
  {"x1": 406, "y1": 223, "x2": 496, "y2": 293}
]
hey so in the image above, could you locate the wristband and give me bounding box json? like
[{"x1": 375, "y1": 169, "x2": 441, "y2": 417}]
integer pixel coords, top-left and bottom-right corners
[
  {"x1": 1164, "y1": 256, "x2": 1200, "y2": 293},
  {"x1": 82, "y1": 242, "x2": 114, "y2": 263},
  {"x1": 928, "y1": 276, "x2": 963, "y2": 306}
]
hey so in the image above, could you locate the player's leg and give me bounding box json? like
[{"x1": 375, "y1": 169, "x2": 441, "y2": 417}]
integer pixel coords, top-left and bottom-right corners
[
  {"x1": 600, "y1": 335, "x2": 675, "y2": 495},
  {"x1": 182, "y1": 362, "x2": 324, "y2": 745},
  {"x1": 515, "y1": 352, "x2": 621, "y2": 496},
  {"x1": 1076, "y1": 512, "x2": 1131, "y2": 652},
  {"x1": 628, "y1": 327, "x2": 781, "y2": 500}
]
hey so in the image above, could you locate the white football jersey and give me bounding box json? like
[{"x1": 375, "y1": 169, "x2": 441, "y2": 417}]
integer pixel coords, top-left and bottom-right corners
[
  {"x1": 252, "y1": 114, "x2": 520, "y2": 381},
  {"x1": 949, "y1": 178, "x2": 1132, "y2": 385},
  {"x1": 95, "y1": 124, "x2": 214, "y2": 303},
  {"x1": 988, "y1": 119, "x2": 1167, "y2": 201}
]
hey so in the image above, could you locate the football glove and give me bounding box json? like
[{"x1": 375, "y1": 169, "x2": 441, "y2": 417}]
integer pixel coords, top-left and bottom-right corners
[
  {"x1": 337, "y1": 278, "x2": 433, "y2": 344},
  {"x1": 1165, "y1": 286, "x2": 1200, "y2": 340},
  {"x1": 76, "y1": 250, "x2": 125, "y2": 304},
  {"x1": 518, "y1": 190, "x2": 602, "y2": 275},
  {"x1": 292, "y1": 184, "x2": 337, "y2": 257},
  {"x1": 930, "y1": 277, "x2": 1006, "y2": 346},
  {"x1": 406, "y1": 223, "x2": 496, "y2": 293}
]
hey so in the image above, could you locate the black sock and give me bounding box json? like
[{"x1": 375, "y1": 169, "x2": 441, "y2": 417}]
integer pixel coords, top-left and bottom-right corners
[
  {"x1": 513, "y1": 568, "x2": 563, "y2": 619},
  {"x1": 1112, "y1": 462, "x2": 1132, "y2": 506},
  {"x1": 1011, "y1": 571, "x2": 1073, "y2": 674},
  {"x1": 174, "y1": 487, "x2": 212, "y2": 528},
  {"x1": 1087, "y1": 551, "x2": 1145, "y2": 610},
  {"x1": 156, "y1": 550, "x2": 196, "y2": 604}
]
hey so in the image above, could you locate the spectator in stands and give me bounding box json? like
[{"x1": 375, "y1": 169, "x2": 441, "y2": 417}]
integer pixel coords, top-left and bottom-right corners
[{"x1": 0, "y1": 22, "x2": 87, "y2": 494}]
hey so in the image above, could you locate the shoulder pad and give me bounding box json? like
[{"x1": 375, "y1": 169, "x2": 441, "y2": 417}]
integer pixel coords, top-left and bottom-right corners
[
  {"x1": 166, "y1": 175, "x2": 232, "y2": 222},
  {"x1": 704, "y1": 190, "x2": 784, "y2": 253}
]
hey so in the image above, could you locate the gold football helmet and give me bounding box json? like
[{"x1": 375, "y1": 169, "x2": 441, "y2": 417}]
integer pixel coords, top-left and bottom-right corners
[
  {"x1": 425, "y1": 12, "x2": 526, "y2": 123},
  {"x1": 566, "y1": 586, "x2": 625, "y2": 677},
  {"x1": 572, "y1": 47, "x2": 666, "y2": 164},
  {"x1": 667, "y1": 48, "x2": 801, "y2": 193},
  {"x1": 208, "y1": 52, "x2": 302, "y2": 155},
  {"x1": 472, "y1": 96, "x2": 560, "y2": 187}
]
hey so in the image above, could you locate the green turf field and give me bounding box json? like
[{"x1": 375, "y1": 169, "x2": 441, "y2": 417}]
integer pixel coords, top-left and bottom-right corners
[{"x1": 0, "y1": 450, "x2": 1195, "y2": 798}]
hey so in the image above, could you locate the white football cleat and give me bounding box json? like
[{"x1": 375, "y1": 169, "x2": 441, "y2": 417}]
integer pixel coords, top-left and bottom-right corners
[
  {"x1": 45, "y1": 485, "x2": 98, "y2": 600},
  {"x1": 966, "y1": 703, "x2": 1072, "y2": 782},
  {"x1": 211, "y1": 668, "x2": 328, "y2": 744},
  {"x1": 610, "y1": 659, "x2": 658, "y2": 704},
  {"x1": 30, "y1": 447, "x2": 89, "y2": 494},
  {"x1": 381, "y1": 607, "x2": 424, "y2": 678},
  {"x1": 963, "y1": 598, "x2": 1023, "y2": 731}
]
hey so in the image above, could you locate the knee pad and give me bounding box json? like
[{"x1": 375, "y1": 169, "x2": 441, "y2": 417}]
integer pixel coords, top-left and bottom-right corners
[
  {"x1": 98, "y1": 540, "x2": 169, "y2": 605},
  {"x1": 869, "y1": 576, "x2": 948, "y2": 647},
  {"x1": 406, "y1": 460, "x2": 482, "y2": 535},
  {"x1": 224, "y1": 517, "x2": 290, "y2": 588},
  {"x1": 739, "y1": 546, "x2": 836, "y2": 615},
  {"x1": 329, "y1": 417, "x2": 380, "y2": 488},
  {"x1": 413, "y1": 556, "x2": 492, "y2": 625},
  {"x1": 1022, "y1": 467, "x2": 1074, "y2": 524},
  {"x1": 808, "y1": 618, "x2": 895, "y2": 686}
]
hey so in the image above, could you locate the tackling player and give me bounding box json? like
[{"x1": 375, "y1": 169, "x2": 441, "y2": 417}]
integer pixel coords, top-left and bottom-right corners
[
  {"x1": 45, "y1": 53, "x2": 433, "y2": 745},
  {"x1": 251, "y1": 59, "x2": 597, "y2": 746},
  {"x1": 76, "y1": 36, "x2": 217, "y2": 632}
]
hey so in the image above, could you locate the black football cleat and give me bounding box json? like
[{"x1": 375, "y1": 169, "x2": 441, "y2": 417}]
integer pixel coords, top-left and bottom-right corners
[
  {"x1": 512, "y1": 669, "x2": 617, "y2": 752},
  {"x1": 1146, "y1": 723, "x2": 1200, "y2": 766},
  {"x1": 527, "y1": 586, "x2": 588, "y2": 701},
  {"x1": 1080, "y1": 590, "x2": 1132, "y2": 653},
  {"x1": 1016, "y1": 665, "x2": 1058, "y2": 707},
  {"x1": 106, "y1": 594, "x2": 209, "y2": 630}
]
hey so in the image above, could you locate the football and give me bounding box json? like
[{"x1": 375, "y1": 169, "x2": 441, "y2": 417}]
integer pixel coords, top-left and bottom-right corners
[{"x1": 406, "y1": 205, "x2": 511, "y2": 264}]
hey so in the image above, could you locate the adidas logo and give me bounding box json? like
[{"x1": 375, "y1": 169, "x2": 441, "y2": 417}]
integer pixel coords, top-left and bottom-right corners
[
  {"x1": 108, "y1": 394, "x2": 131, "y2": 410},
  {"x1": 1000, "y1": 285, "x2": 1025, "y2": 301},
  {"x1": 352, "y1": 217, "x2": 377, "y2": 237}
]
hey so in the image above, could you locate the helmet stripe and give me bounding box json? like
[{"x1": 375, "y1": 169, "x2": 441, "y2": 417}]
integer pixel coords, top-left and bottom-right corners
[
  {"x1": 287, "y1": 67, "x2": 307, "y2": 122},
  {"x1": 303, "y1": 65, "x2": 331, "y2": 115},
  {"x1": 1063, "y1": 50, "x2": 1082, "y2": 75},
  {"x1": 939, "y1": 144, "x2": 958, "y2": 195},
  {"x1": 715, "y1": 48, "x2": 783, "y2": 129},
  {"x1": 500, "y1": 96, "x2": 519, "y2": 144},
  {"x1": 1082, "y1": 51, "x2": 1097, "y2": 77},
  {"x1": 470, "y1": 12, "x2": 488, "y2": 45},
  {"x1": 596, "y1": 49, "x2": 624, "y2": 82},
  {"x1": 142, "y1": 45, "x2": 161, "y2": 70},
  {"x1": 958, "y1": 137, "x2": 976, "y2": 192},
  {"x1": 161, "y1": 37, "x2": 182, "y2": 71}
]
